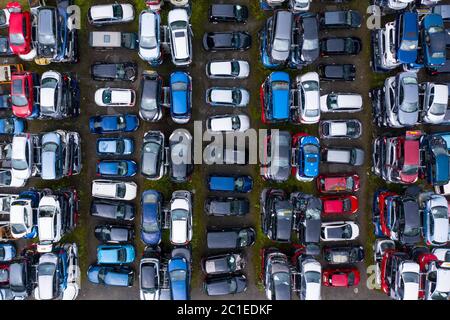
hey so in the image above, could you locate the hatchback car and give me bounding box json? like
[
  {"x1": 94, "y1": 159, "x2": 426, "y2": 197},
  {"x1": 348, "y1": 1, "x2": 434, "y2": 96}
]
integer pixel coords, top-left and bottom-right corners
[
  {"x1": 11, "y1": 71, "x2": 36, "y2": 119},
  {"x1": 170, "y1": 191, "x2": 193, "y2": 246},
  {"x1": 292, "y1": 134, "x2": 320, "y2": 182},
  {"x1": 96, "y1": 138, "x2": 134, "y2": 156},
  {"x1": 206, "y1": 60, "x2": 249, "y2": 79},
  {"x1": 202, "y1": 253, "x2": 246, "y2": 276},
  {"x1": 91, "y1": 180, "x2": 137, "y2": 201},
  {"x1": 261, "y1": 131, "x2": 292, "y2": 182},
  {"x1": 139, "y1": 250, "x2": 160, "y2": 300},
  {"x1": 141, "y1": 131, "x2": 165, "y2": 180},
  {"x1": 94, "y1": 88, "x2": 136, "y2": 107},
  {"x1": 297, "y1": 256, "x2": 322, "y2": 300},
  {"x1": 209, "y1": 4, "x2": 248, "y2": 23},
  {"x1": 206, "y1": 228, "x2": 256, "y2": 250},
  {"x1": 320, "y1": 93, "x2": 363, "y2": 113},
  {"x1": 168, "y1": 8, "x2": 192, "y2": 66},
  {"x1": 317, "y1": 174, "x2": 360, "y2": 194},
  {"x1": 267, "y1": 10, "x2": 293, "y2": 65},
  {"x1": 320, "y1": 195, "x2": 359, "y2": 216},
  {"x1": 88, "y1": 3, "x2": 135, "y2": 26},
  {"x1": 94, "y1": 225, "x2": 134, "y2": 244},
  {"x1": 293, "y1": 72, "x2": 320, "y2": 124},
  {"x1": 206, "y1": 87, "x2": 249, "y2": 107},
  {"x1": 396, "y1": 12, "x2": 419, "y2": 64},
  {"x1": 297, "y1": 15, "x2": 320, "y2": 65},
  {"x1": 321, "y1": 221, "x2": 360, "y2": 241},
  {"x1": 90, "y1": 200, "x2": 135, "y2": 222},
  {"x1": 263, "y1": 248, "x2": 291, "y2": 300},
  {"x1": 170, "y1": 72, "x2": 191, "y2": 124},
  {"x1": 141, "y1": 190, "x2": 163, "y2": 246},
  {"x1": 97, "y1": 244, "x2": 135, "y2": 265},
  {"x1": 168, "y1": 249, "x2": 190, "y2": 300},
  {"x1": 204, "y1": 275, "x2": 247, "y2": 296},
  {"x1": 208, "y1": 175, "x2": 253, "y2": 193},
  {"x1": 203, "y1": 32, "x2": 251, "y2": 52},
  {"x1": 422, "y1": 13, "x2": 446, "y2": 68},
  {"x1": 169, "y1": 130, "x2": 193, "y2": 183},
  {"x1": 139, "y1": 71, "x2": 163, "y2": 122},
  {"x1": 322, "y1": 268, "x2": 360, "y2": 287},
  {"x1": 318, "y1": 64, "x2": 356, "y2": 81},
  {"x1": 205, "y1": 197, "x2": 250, "y2": 217},
  {"x1": 320, "y1": 37, "x2": 361, "y2": 56},
  {"x1": 261, "y1": 72, "x2": 290, "y2": 124},
  {"x1": 206, "y1": 114, "x2": 250, "y2": 133},
  {"x1": 138, "y1": 10, "x2": 161, "y2": 65},
  {"x1": 422, "y1": 83, "x2": 448, "y2": 125},
  {"x1": 261, "y1": 189, "x2": 294, "y2": 243},
  {"x1": 393, "y1": 261, "x2": 420, "y2": 300},
  {"x1": 89, "y1": 114, "x2": 139, "y2": 134},
  {"x1": 320, "y1": 10, "x2": 362, "y2": 29},
  {"x1": 319, "y1": 120, "x2": 362, "y2": 139},
  {"x1": 321, "y1": 147, "x2": 365, "y2": 166},
  {"x1": 323, "y1": 246, "x2": 364, "y2": 265},
  {"x1": 96, "y1": 160, "x2": 137, "y2": 178},
  {"x1": 36, "y1": 7, "x2": 58, "y2": 60},
  {"x1": 422, "y1": 194, "x2": 449, "y2": 247},
  {"x1": 11, "y1": 133, "x2": 33, "y2": 180},
  {"x1": 87, "y1": 265, "x2": 134, "y2": 287},
  {"x1": 8, "y1": 5, "x2": 32, "y2": 56}
]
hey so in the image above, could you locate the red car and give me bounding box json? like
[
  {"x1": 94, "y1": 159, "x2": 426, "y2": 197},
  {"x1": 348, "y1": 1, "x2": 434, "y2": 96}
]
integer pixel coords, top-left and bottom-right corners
[
  {"x1": 7, "y1": 2, "x2": 32, "y2": 55},
  {"x1": 317, "y1": 174, "x2": 360, "y2": 194},
  {"x1": 377, "y1": 191, "x2": 398, "y2": 238},
  {"x1": 320, "y1": 195, "x2": 358, "y2": 216},
  {"x1": 322, "y1": 268, "x2": 360, "y2": 287},
  {"x1": 11, "y1": 71, "x2": 34, "y2": 118}
]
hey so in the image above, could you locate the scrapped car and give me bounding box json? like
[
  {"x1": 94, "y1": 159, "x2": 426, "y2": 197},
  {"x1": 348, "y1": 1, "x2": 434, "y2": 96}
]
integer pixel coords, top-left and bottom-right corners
[
  {"x1": 0, "y1": 117, "x2": 25, "y2": 135},
  {"x1": 422, "y1": 193, "x2": 449, "y2": 247},
  {"x1": 322, "y1": 268, "x2": 360, "y2": 287},
  {"x1": 11, "y1": 133, "x2": 33, "y2": 180},
  {"x1": 170, "y1": 72, "x2": 191, "y2": 124},
  {"x1": 141, "y1": 131, "x2": 165, "y2": 180},
  {"x1": 261, "y1": 188, "x2": 294, "y2": 243},
  {"x1": 36, "y1": 7, "x2": 59, "y2": 60},
  {"x1": 207, "y1": 228, "x2": 256, "y2": 250},
  {"x1": 94, "y1": 88, "x2": 136, "y2": 107},
  {"x1": 169, "y1": 191, "x2": 193, "y2": 246},
  {"x1": 168, "y1": 248, "x2": 191, "y2": 300},
  {"x1": 261, "y1": 72, "x2": 290, "y2": 124},
  {"x1": 321, "y1": 147, "x2": 365, "y2": 166},
  {"x1": 208, "y1": 4, "x2": 248, "y2": 23},
  {"x1": 89, "y1": 114, "x2": 139, "y2": 134},
  {"x1": 318, "y1": 64, "x2": 356, "y2": 81},
  {"x1": 11, "y1": 71, "x2": 37, "y2": 119},
  {"x1": 202, "y1": 253, "x2": 246, "y2": 276},
  {"x1": 208, "y1": 175, "x2": 253, "y2": 193},
  {"x1": 320, "y1": 37, "x2": 362, "y2": 56},
  {"x1": 206, "y1": 114, "x2": 250, "y2": 133},
  {"x1": 393, "y1": 261, "x2": 420, "y2": 300},
  {"x1": 320, "y1": 93, "x2": 363, "y2": 113},
  {"x1": 323, "y1": 246, "x2": 364, "y2": 265},
  {"x1": 205, "y1": 197, "x2": 250, "y2": 217},
  {"x1": 422, "y1": 14, "x2": 446, "y2": 68},
  {"x1": 206, "y1": 87, "x2": 249, "y2": 107},
  {"x1": 320, "y1": 221, "x2": 360, "y2": 241},
  {"x1": 203, "y1": 31, "x2": 251, "y2": 52},
  {"x1": 97, "y1": 244, "x2": 135, "y2": 265},
  {"x1": 297, "y1": 256, "x2": 321, "y2": 300},
  {"x1": 261, "y1": 131, "x2": 291, "y2": 182},
  {"x1": 138, "y1": 10, "x2": 162, "y2": 65},
  {"x1": 168, "y1": 8, "x2": 192, "y2": 66},
  {"x1": 292, "y1": 134, "x2": 320, "y2": 182},
  {"x1": 88, "y1": 3, "x2": 135, "y2": 26},
  {"x1": 204, "y1": 275, "x2": 247, "y2": 296},
  {"x1": 90, "y1": 200, "x2": 135, "y2": 222},
  {"x1": 87, "y1": 265, "x2": 134, "y2": 287},
  {"x1": 96, "y1": 160, "x2": 137, "y2": 178},
  {"x1": 422, "y1": 83, "x2": 448, "y2": 125},
  {"x1": 317, "y1": 174, "x2": 360, "y2": 194},
  {"x1": 91, "y1": 180, "x2": 137, "y2": 201},
  {"x1": 319, "y1": 10, "x2": 362, "y2": 29},
  {"x1": 139, "y1": 248, "x2": 160, "y2": 300},
  {"x1": 94, "y1": 225, "x2": 134, "y2": 244},
  {"x1": 96, "y1": 138, "x2": 134, "y2": 156},
  {"x1": 262, "y1": 248, "x2": 291, "y2": 300},
  {"x1": 396, "y1": 12, "x2": 419, "y2": 65},
  {"x1": 292, "y1": 72, "x2": 320, "y2": 124},
  {"x1": 169, "y1": 130, "x2": 193, "y2": 183},
  {"x1": 8, "y1": 4, "x2": 32, "y2": 56},
  {"x1": 91, "y1": 62, "x2": 137, "y2": 82},
  {"x1": 291, "y1": 192, "x2": 322, "y2": 248},
  {"x1": 319, "y1": 120, "x2": 361, "y2": 139},
  {"x1": 139, "y1": 71, "x2": 163, "y2": 122},
  {"x1": 141, "y1": 190, "x2": 163, "y2": 246},
  {"x1": 206, "y1": 60, "x2": 249, "y2": 79},
  {"x1": 320, "y1": 195, "x2": 359, "y2": 216}
]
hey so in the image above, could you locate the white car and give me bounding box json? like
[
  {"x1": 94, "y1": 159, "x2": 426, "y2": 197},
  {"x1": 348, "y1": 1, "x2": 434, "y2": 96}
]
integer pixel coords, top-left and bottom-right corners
[
  {"x1": 9, "y1": 197, "x2": 35, "y2": 239},
  {"x1": 206, "y1": 114, "x2": 250, "y2": 133},
  {"x1": 138, "y1": 10, "x2": 161, "y2": 63},
  {"x1": 168, "y1": 8, "x2": 192, "y2": 66},
  {"x1": 37, "y1": 195, "x2": 62, "y2": 252},
  {"x1": 11, "y1": 134, "x2": 33, "y2": 181},
  {"x1": 380, "y1": 22, "x2": 400, "y2": 70},
  {"x1": 295, "y1": 72, "x2": 320, "y2": 124},
  {"x1": 169, "y1": 191, "x2": 193, "y2": 246},
  {"x1": 424, "y1": 261, "x2": 450, "y2": 300},
  {"x1": 319, "y1": 120, "x2": 362, "y2": 139},
  {"x1": 40, "y1": 71, "x2": 63, "y2": 118},
  {"x1": 206, "y1": 87, "x2": 250, "y2": 107},
  {"x1": 95, "y1": 88, "x2": 136, "y2": 107},
  {"x1": 88, "y1": 3, "x2": 135, "y2": 26},
  {"x1": 423, "y1": 83, "x2": 449, "y2": 124},
  {"x1": 206, "y1": 60, "x2": 250, "y2": 79},
  {"x1": 92, "y1": 180, "x2": 137, "y2": 201},
  {"x1": 290, "y1": 0, "x2": 311, "y2": 12},
  {"x1": 394, "y1": 261, "x2": 420, "y2": 300},
  {"x1": 299, "y1": 257, "x2": 321, "y2": 300},
  {"x1": 35, "y1": 253, "x2": 60, "y2": 300},
  {"x1": 320, "y1": 222, "x2": 360, "y2": 241},
  {"x1": 320, "y1": 93, "x2": 363, "y2": 113}
]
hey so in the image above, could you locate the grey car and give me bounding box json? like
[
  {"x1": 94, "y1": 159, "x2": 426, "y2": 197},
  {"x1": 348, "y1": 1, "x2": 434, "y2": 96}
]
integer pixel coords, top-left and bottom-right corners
[
  {"x1": 41, "y1": 132, "x2": 63, "y2": 181},
  {"x1": 139, "y1": 72, "x2": 163, "y2": 122},
  {"x1": 205, "y1": 197, "x2": 250, "y2": 217},
  {"x1": 169, "y1": 130, "x2": 193, "y2": 183},
  {"x1": 206, "y1": 228, "x2": 256, "y2": 250},
  {"x1": 90, "y1": 200, "x2": 135, "y2": 222},
  {"x1": 261, "y1": 188, "x2": 294, "y2": 243},
  {"x1": 204, "y1": 275, "x2": 247, "y2": 296},
  {"x1": 269, "y1": 10, "x2": 293, "y2": 64},
  {"x1": 261, "y1": 131, "x2": 291, "y2": 183},
  {"x1": 299, "y1": 16, "x2": 319, "y2": 63},
  {"x1": 9, "y1": 261, "x2": 29, "y2": 299},
  {"x1": 396, "y1": 72, "x2": 419, "y2": 127},
  {"x1": 202, "y1": 253, "x2": 246, "y2": 276},
  {"x1": 263, "y1": 249, "x2": 291, "y2": 300},
  {"x1": 37, "y1": 7, "x2": 58, "y2": 60},
  {"x1": 141, "y1": 131, "x2": 166, "y2": 180}
]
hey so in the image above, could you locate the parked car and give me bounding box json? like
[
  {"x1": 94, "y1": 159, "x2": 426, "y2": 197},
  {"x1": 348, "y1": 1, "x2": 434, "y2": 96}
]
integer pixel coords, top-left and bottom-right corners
[
  {"x1": 263, "y1": 249, "x2": 291, "y2": 300},
  {"x1": 96, "y1": 160, "x2": 137, "y2": 178},
  {"x1": 35, "y1": 253, "x2": 61, "y2": 300},
  {"x1": 87, "y1": 265, "x2": 134, "y2": 287},
  {"x1": 261, "y1": 72, "x2": 290, "y2": 124},
  {"x1": 422, "y1": 193, "x2": 449, "y2": 247},
  {"x1": 170, "y1": 72, "x2": 191, "y2": 124},
  {"x1": 138, "y1": 10, "x2": 161, "y2": 64},
  {"x1": 96, "y1": 138, "x2": 134, "y2": 156},
  {"x1": 88, "y1": 3, "x2": 135, "y2": 26},
  {"x1": 10, "y1": 194, "x2": 37, "y2": 240},
  {"x1": 0, "y1": 36, "x2": 12, "y2": 56},
  {"x1": 94, "y1": 88, "x2": 136, "y2": 107},
  {"x1": 320, "y1": 37, "x2": 361, "y2": 56},
  {"x1": 207, "y1": 228, "x2": 256, "y2": 250},
  {"x1": 141, "y1": 131, "x2": 165, "y2": 180},
  {"x1": 36, "y1": 7, "x2": 58, "y2": 60},
  {"x1": 139, "y1": 249, "x2": 160, "y2": 300},
  {"x1": 39, "y1": 71, "x2": 64, "y2": 118},
  {"x1": 206, "y1": 114, "x2": 250, "y2": 133},
  {"x1": 170, "y1": 191, "x2": 193, "y2": 246},
  {"x1": 318, "y1": 64, "x2": 356, "y2": 81},
  {"x1": 90, "y1": 200, "x2": 135, "y2": 222},
  {"x1": 266, "y1": 10, "x2": 293, "y2": 65},
  {"x1": 169, "y1": 130, "x2": 193, "y2": 183},
  {"x1": 261, "y1": 131, "x2": 292, "y2": 182},
  {"x1": 208, "y1": 175, "x2": 253, "y2": 193},
  {"x1": 91, "y1": 180, "x2": 137, "y2": 201},
  {"x1": 97, "y1": 244, "x2": 135, "y2": 265},
  {"x1": 293, "y1": 72, "x2": 320, "y2": 124},
  {"x1": 202, "y1": 253, "x2": 246, "y2": 276},
  {"x1": 323, "y1": 246, "x2": 364, "y2": 264},
  {"x1": 322, "y1": 268, "x2": 360, "y2": 287},
  {"x1": 8, "y1": 4, "x2": 32, "y2": 56},
  {"x1": 11, "y1": 71, "x2": 36, "y2": 119},
  {"x1": 319, "y1": 120, "x2": 361, "y2": 139},
  {"x1": 11, "y1": 133, "x2": 33, "y2": 180},
  {"x1": 89, "y1": 114, "x2": 139, "y2": 134},
  {"x1": 261, "y1": 189, "x2": 294, "y2": 243},
  {"x1": 319, "y1": 10, "x2": 362, "y2": 29},
  {"x1": 168, "y1": 248, "x2": 191, "y2": 300},
  {"x1": 167, "y1": 8, "x2": 192, "y2": 66},
  {"x1": 0, "y1": 243, "x2": 16, "y2": 262},
  {"x1": 141, "y1": 190, "x2": 163, "y2": 246},
  {"x1": 317, "y1": 174, "x2": 360, "y2": 194},
  {"x1": 91, "y1": 62, "x2": 137, "y2": 82},
  {"x1": 94, "y1": 225, "x2": 134, "y2": 244},
  {"x1": 0, "y1": 117, "x2": 25, "y2": 135},
  {"x1": 206, "y1": 87, "x2": 249, "y2": 107},
  {"x1": 297, "y1": 256, "x2": 321, "y2": 300},
  {"x1": 422, "y1": 14, "x2": 446, "y2": 68},
  {"x1": 292, "y1": 134, "x2": 320, "y2": 182},
  {"x1": 206, "y1": 60, "x2": 249, "y2": 79},
  {"x1": 291, "y1": 192, "x2": 322, "y2": 248},
  {"x1": 298, "y1": 15, "x2": 320, "y2": 65},
  {"x1": 320, "y1": 93, "x2": 363, "y2": 113},
  {"x1": 320, "y1": 195, "x2": 359, "y2": 216},
  {"x1": 205, "y1": 197, "x2": 250, "y2": 217},
  {"x1": 139, "y1": 71, "x2": 163, "y2": 122},
  {"x1": 208, "y1": 4, "x2": 248, "y2": 23},
  {"x1": 396, "y1": 12, "x2": 419, "y2": 64},
  {"x1": 320, "y1": 221, "x2": 360, "y2": 241},
  {"x1": 203, "y1": 32, "x2": 251, "y2": 52},
  {"x1": 9, "y1": 261, "x2": 30, "y2": 299},
  {"x1": 321, "y1": 147, "x2": 365, "y2": 166},
  {"x1": 422, "y1": 83, "x2": 448, "y2": 124},
  {"x1": 204, "y1": 275, "x2": 247, "y2": 296},
  {"x1": 393, "y1": 261, "x2": 420, "y2": 300}
]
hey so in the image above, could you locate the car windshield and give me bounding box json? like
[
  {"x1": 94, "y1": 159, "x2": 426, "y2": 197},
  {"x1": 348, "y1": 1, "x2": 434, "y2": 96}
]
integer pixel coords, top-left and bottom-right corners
[
  {"x1": 118, "y1": 162, "x2": 128, "y2": 175},
  {"x1": 303, "y1": 38, "x2": 319, "y2": 51},
  {"x1": 239, "y1": 230, "x2": 249, "y2": 247},
  {"x1": 116, "y1": 116, "x2": 126, "y2": 130},
  {"x1": 341, "y1": 225, "x2": 352, "y2": 239},
  {"x1": 172, "y1": 82, "x2": 187, "y2": 92},
  {"x1": 39, "y1": 205, "x2": 55, "y2": 218},
  {"x1": 432, "y1": 206, "x2": 448, "y2": 219},
  {"x1": 306, "y1": 207, "x2": 320, "y2": 220},
  {"x1": 303, "y1": 81, "x2": 318, "y2": 92},
  {"x1": 116, "y1": 184, "x2": 127, "y2": 199},
  {"x1": 12, "y1": 158, "x2": 28, "y2": 171},
  {"x1": 227, "y1": 255, "x2": 237, "y2": 271},
  {"x1": 303, "y1": 144, "x2": 319, "y2": 155},
  {"x1": 43, "y1": 142, "x2": 58, "y2": 153},
  {"x1": 142, "y1": 221, "x2": 159, "y2": 233},
  {"x1": 170, "y1": 20, "x2": 187, "y2": 30},
  {"x1": 273, "y1": 272, "x2": 290, "y2": 291},
  {"x1": 402, "y1": 164, "x2": 418, "y2": 175},
  {"x1": 41, "y1": 77, "x2": 57, "y2": 90},
  {"x1": 403, "y1": 272, "x2": 419, "y2": 284},
  {"x1": 115, "y1": 140, "x2": 125, "y2": 154},
  {"x1": 429, "y1": 26, "x2": 444, "y2": 34},
  {"x1": 305, "y1": 271, "x2": 321, "y2": 284},
  {"x1": 112, "y1": 4, "x2": 123, "y2": 19},
  {"x1": 273, "y1": 38, "x2": 290, "y2": 51},
  {"x1": 10, "y1": 33, "x2": 25, "y2": 46},
  {"x1": 231, "y1": 116, "x2": 241, "y2": 130},
  {"x1": 272, "y1": 81, "x2": 289, "y2": 91},
  {"x1": 404, "y1": 225, "x2": 420, "y2": 237},
  {"x1": 273, "y1": 155, "x2": 289, "y2": 168},
  {"x1": 171, "y1": 269, "x2": 186, "y2": 281},
  {"x1": 346, "y1": 178, "x2": 354, "y2": 190},
  {"x1": 327, "y1": 95, "x2": 338, "y2": 109},
  {"x1": 231, "y1": 62, "x2": 240, "y2": 75},
  {"x1": 11, "y1": 223, "x2": 26, "y2": 235},
  {"x1": 3, "y1": 119, "x2": 14, "y2": 133},
  {"x1": 400, "y1": 40, "x2": 418, "y2": 51},
  {"x1": 172, "y1": 209, "x2": 188, "y2": 221},
  {"x1": 117, "y1": 248, "x2": 126, "y2": 262},
  {"x1": 38, "y1": 262, "x2": 55, "y2": 276},
  {"x1": 102, "y1": 90, "x2": 112, "y2": 104},
  {"x1": 430, "y1": 102, "x2": 447, "y2": 116}
]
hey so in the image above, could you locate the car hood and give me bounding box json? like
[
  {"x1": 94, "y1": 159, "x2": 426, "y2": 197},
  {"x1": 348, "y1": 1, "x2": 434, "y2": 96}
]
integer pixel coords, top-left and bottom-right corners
[{"x1": 432, "y1": 218, "x2": 449, "y2": 244}]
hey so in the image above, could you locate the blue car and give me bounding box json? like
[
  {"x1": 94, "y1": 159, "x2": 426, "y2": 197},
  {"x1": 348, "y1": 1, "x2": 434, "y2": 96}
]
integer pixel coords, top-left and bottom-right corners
[
  {"x1": 141, "y1": 190, "x2": 163, "y2": 246},
  {"x1": 96, "y1": 138, "x2": 134, "y2": 156},
  {"x1": 208, "y1": 175, "x2": 253, "y2": 193},
  {"x1": 294, "y1": 135, "x2": 320, "y2": 182},
  {"x1": 421, "y1": 135, "x2": 450, "y2": 186},
  {"x1": 170, "y1": 72, "x2": 192, "y2": 124},
  {"x1": 261, "y1": 72, "x2": 290, "y2": 124},
  {"x1": 396, "y1": 12, "x2": 419, "y2": 64},
  {"x1": 96, "y1": 160, "x2": 138, "y2": 178},
  {"x1": 422, "y1": 14, "x2": 446, "y2": 68},
  {"x1": 0, "y1": 117, "x2": 25, "y2": 135},
  {"x1": 259, "y1": 22, "x2": 281, "y2": 69},
  {"x1": 0, "y1": 243, "x2": 16, "y2": 262},
  {"x1": 168, "y1": 252, "x2": 190, "y2": 300},
  {"x1": 97, "y1": 244, "x2": 136, "y2": 265},
  {"x1": 89, "y1": 114, "x2": 139, "y2": 134},
  {"x1": 87, "y1": 265, "x2": 134, "y2": 287}
]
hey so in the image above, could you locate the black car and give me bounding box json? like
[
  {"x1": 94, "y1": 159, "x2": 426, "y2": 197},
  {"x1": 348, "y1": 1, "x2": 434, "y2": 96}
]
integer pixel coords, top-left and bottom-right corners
[
  {"x1": 297, "y1": 15, "x2": 320, "y2": 64},
  {"x1": 139, "y1": 71, "x2": 163, "y2": 122},
  {"x1": 323, "y1": 246, "x2": 365, "y2": 264},
  {"x1": 205, "y1": 197, "x2": 250, "y2": 217},
  {"x1": 319, "y1": 10, "x2": 362, "y2": 29},
  {"x1": 201, "y1": 253, "x2": 246, "y2": 276},
  {"x1": 291, "y1": 192, "x2": 322, "y2": 249},
  {"x1": 203, "y1": 32, "x2": 252, "y2": 52},
  {"x1": 395, "y1": 196, "x2": 421, "y2": 245},
  {"x1": 0, "y1": 36, "x2": 13, "y2": 56},
  {"x1": 90, "y1": 200, "x2": 135, "y2": 222},
  {"x1": 91, "y1": 62, "x2": 138, "y2": 82},
  {"x1": 203, "y1": 275, "x2": 247, "y2": 296},
  {"x1": 318, "y1": 64, "x2": 356, "y2": 81},
  {"x1": 207, "y1": 228, "x2": 256, "y2": 250},
  {"x1": 320, "y1": 37, "x2": 362, "y2": 56},
  {"x1": 94, "y1": 225, "x2": 134, "y2": 243},
  {"x1": 208, "y1": 4, "x2": 248, "y2": 23},
  {"x1": 261, "y1": 189, "x2": 294, "y2": 243}
]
